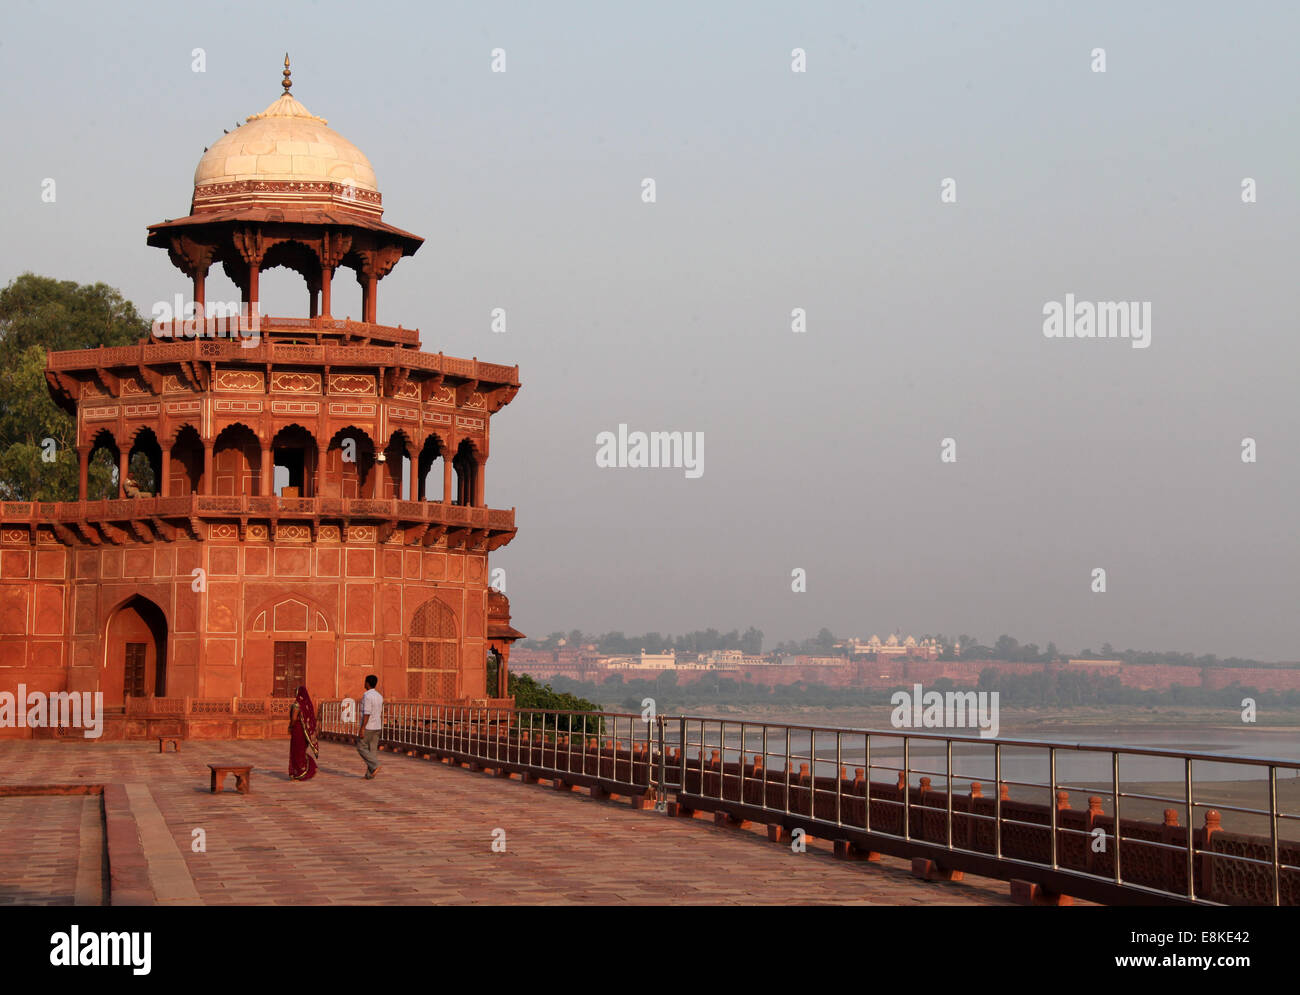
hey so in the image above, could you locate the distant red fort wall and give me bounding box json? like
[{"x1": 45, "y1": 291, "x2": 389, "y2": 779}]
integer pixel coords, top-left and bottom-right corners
[{"x1": 509, "y1": 652, "x2": 1300, "y2": 693}]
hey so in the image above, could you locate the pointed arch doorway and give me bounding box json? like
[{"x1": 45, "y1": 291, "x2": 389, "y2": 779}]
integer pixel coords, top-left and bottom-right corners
[
  {"x1": 408, "y1": 599, "x2": 459, "y2": 699},
  {"x1": 103, "y1": 595, "x2": 169, "y2": 708}
]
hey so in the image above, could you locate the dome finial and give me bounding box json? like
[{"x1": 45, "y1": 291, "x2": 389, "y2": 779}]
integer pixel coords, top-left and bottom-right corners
[{"x1": 282, "y1": 53, "x2": 292, "y2": 95}]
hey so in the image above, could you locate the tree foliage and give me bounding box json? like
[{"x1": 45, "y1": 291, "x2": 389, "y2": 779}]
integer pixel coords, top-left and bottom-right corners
[
  {"x1": 507, "y1": 672, "x2": 603, "y2": 733},
  {"x1": 0, "y1": 274, "x2": 149, "y2": 501}
]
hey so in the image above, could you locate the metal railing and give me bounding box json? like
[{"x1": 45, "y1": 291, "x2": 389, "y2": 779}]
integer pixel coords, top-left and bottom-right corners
[
  {"x1": 319, "y1": 700, "x2": 666, "y2": 804},
  {"x1": 316, "y1": 701, "x2": 1300, "y2": 906}
]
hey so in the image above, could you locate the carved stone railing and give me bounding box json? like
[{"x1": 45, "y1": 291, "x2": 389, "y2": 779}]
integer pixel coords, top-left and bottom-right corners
[
  {"x1": 46, "y1": 335, "x2": 520, "y2": 388},
  {"x1": 4, "y1": 495, "x2": 515, "y2": 532},
  {"x1": 147, "y1": 315, "x2": 419, "y2": 346}
]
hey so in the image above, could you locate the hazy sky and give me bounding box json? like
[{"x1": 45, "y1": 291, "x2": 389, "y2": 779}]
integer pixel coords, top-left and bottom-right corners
[{"x1": 2, "y1": 2, "x2": 1296, "y2": 659}]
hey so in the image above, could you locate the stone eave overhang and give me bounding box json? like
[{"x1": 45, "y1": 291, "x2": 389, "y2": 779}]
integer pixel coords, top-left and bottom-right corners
[
  {"x1": 146, "y1": 205, "x2": 424, "y2": 256},
  {"x1": 0, "y1": 496, "x2": 517, "y2": 551},
  {"x1": 43, "y1": 336, "x2": 521, "y2": 415}
]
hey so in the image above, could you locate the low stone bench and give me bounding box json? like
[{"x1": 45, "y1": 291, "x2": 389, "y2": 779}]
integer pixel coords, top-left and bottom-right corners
[
  {"x1": 208, "y1": 764, "x2": 253, "y2": 794},
  {"x1": 158, "y1": 737, "x2": 180, "y2": 753}
]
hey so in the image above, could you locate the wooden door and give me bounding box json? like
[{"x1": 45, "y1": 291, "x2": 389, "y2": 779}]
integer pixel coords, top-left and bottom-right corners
[
  {"x1": 273, "y1": 641, "x2": 307, "y2": 697},
  {"x1": 123, "y1": 643, "x2": 147, "y2": 698}
]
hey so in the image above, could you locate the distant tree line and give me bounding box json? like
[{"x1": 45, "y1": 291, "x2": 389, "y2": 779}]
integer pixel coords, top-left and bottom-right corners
[
  {"x1": 538, "y1": 670, "x2": 1300, "y2": 713},
  {"x1": 523, "y1": 626, "x2": 1296, "y2": 670}
]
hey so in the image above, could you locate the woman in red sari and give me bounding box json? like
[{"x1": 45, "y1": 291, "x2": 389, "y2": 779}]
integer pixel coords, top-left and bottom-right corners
[{"x1": 288, "y1": 685, "x2": 320, "y2": 781}]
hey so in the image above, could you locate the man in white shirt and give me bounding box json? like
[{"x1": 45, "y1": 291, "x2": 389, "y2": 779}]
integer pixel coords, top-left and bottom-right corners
[{"x1": 356, "y1": 674, "x2": 384, "y2": 779}]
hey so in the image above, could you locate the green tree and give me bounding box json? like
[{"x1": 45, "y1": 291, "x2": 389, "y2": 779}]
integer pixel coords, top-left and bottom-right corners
[
  {"x1": 507, "y1": 672, "x2": 603, "y2": 734},
  {"x1": 0, "y1": 274, "x2": 149, "y2": 501}
]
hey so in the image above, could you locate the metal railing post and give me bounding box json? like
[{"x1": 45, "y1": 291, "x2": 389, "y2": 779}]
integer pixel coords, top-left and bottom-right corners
[
  {"x1": 656, "y1": 714, "x2": 667, "y2": 811},
  {"x1": 865, "y1": 733, "x2": 872, "y2": 834},
  {"x1": 809, "y1": 728, "x2": 816, "y2": 819},
  {"x1": 903, "y1": 736, "x2": 911, "y2": 841},
  {"x1": 743, "y1": 723, "x2": 754, "y2": 806},
  {"x1": 946, "y1": 738, "x2": 953, "y2": 850},
  {"x1": 1270, "y1": 765, "x2": 1280, "y2": 906},
  {"x1": 784, "y1": 726, "x2": 791, "y2": 815},
  {"x1": 836, "y1": 731, "x2": 843, "y2": 827},
  {"x1": 994, "y1": 742, "x2": 1002, "y2": 860},
  {"x1": 1186, "y1": 757, "x2": 1195, "y2": 900},
  {"x1": 679, "y1": 716, "x2": 687, "y2": 796},
  {"x1": 1113, "y1": 751, "x2": 1122, "y2": 885},
  {"x1": 1050, "y1": 746, "x2": 1058, "y2": 870}
]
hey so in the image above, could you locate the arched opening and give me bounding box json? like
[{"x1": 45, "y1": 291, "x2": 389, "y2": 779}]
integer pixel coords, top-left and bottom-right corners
[
  {"x1": 272, "y1": 424, "x2": 319, "y2": 498},
  {"x1": 322, "y1": 427, "x2": 376, "y2": 499},
  {"x1": 452, "y1": 440, "x2": 479, "y2": 507},
  {"x1": 417, "y1": 434, "x2": 447, "y2": 502},
  {"x1": 212, "y1": 423, "x2": 262, "y2": 496},
  {"x1": 169, "y1": 425, "x2": 204, "y2": 496},
  {"x1": 126, "y1": 428, "x2": 162, "y2": 497},
  {"x1": 379, "y1": 431, "x2": 411, "y2": 499},
  {"x1": 86, "y1": 429, "x2": 120, "y2": 501},
  {"x1": 103, "y1": 595, "x2": 168, "y2": 709},
  {"x1": 407, "y1": 599, "x2": 458, "y2": 699},
  {"x1": 339, "y1": 251, "x2": 368, "y2": 322},
  {"x1": 260, "y1": 240, "x2": 321, "y2": 317}
]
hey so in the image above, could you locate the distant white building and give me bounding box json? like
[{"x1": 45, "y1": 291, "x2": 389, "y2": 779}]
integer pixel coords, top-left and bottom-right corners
[
  {"x1": 839, "y1": 634, "x2": 939, "y2": 659},
  {"x1": 638, "y1": 649, "x2": 677, "y2": 669}
]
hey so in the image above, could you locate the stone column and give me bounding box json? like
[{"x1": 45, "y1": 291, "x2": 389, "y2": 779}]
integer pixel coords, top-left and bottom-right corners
[
  {"x1": 362, "y1": 273, "x2": 377, "y2": 323},
  {"x1": 442, "y1": 455, "x2": 453, "y2": 505},
  {"x1": 117, "y1": 448, "x2": 129, "y2": 499},
  {"x1": 203, "y1": 440, "x2": 214, "y2": 495},
  {"x1": 474, "y1": 457, "x2": 485, "y2": 507},
  {"x1": 247, "y1": 261, "x2": 261, "y2": 318},
  {"x1": 320, "y1": 266, "x2": 333, "y2": 318},
  {"x1": 77, "y1": 446, "x2": 89, "y2": 502},
  {"x1": 233, "y1": 228, "x2": 266, "y2": 325},
  {"x1": 160, "y1": 448, "x2": 171, "y2": 497},
  {"x1": 260, "y1": 443, "x2": 273, "y2": 498}
]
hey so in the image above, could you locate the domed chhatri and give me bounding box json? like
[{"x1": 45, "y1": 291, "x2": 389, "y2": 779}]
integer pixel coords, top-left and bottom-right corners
[
  {"x1": 4, "y1": 59, "x2": 525, "y2": 736},
  {"x1": 147, "y1": 56, "x2": 420, "y2": 327}
]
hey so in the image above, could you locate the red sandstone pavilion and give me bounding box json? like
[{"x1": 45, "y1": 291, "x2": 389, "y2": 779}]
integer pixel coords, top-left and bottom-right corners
[{"x1": 0, "y1": 59, "x2": 524, "y2": 738}]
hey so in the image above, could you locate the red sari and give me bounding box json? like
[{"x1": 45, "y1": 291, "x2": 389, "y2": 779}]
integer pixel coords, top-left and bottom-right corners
[{"x1": 289, "y1": 685, "x2": 320, "y2": 781}]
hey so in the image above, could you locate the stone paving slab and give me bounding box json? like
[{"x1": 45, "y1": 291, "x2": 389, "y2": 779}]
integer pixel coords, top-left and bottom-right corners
[
  {"x1": 0, "y1": 794, "x2": 101, "y2": 906},
  {"x1": 0, "y1": 740, "x2": 1023, "y2": 905}
]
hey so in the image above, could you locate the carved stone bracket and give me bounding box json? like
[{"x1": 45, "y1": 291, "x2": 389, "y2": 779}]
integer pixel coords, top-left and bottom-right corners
[
  {"x1": 317, "y1": 229, "x2": 353, "y2": 269},
  {"x1": 127, "y1": 520, "x2": 154, "y2": 544},
  {"x1": 167, "y1": 234, "x2": 217, "y2": 280},
  {"x1": 485, "y1": 384, "x2": 518, "y2": 413},
  {"x1": 355, "y1": 242, "x2": 404, "y2": 280},
  {"x1": 232, "y1": 227, "x2": 272, "y2": 267},
  {"x1": 455, "y1": 379, "x2": 479, "y2": 407}
]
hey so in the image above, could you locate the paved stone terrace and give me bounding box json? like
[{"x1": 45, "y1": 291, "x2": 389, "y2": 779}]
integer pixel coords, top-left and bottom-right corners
[
  {"x1": 0, "y1": 740, "x2": 1026, "y2": 905},
  {"x1": 0, "y1": 793, "x2": 103, "y2": 906}
]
